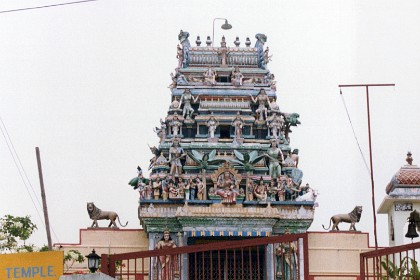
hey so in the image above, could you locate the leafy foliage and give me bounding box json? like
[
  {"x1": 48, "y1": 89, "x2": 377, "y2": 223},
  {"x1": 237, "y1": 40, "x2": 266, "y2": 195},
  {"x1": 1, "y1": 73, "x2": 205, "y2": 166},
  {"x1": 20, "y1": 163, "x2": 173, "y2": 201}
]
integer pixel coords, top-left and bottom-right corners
[
  {"x1": 381, "y1": 256, "x2": 420, "y2": 280},
  {"x1": 230, "y1": 150, "x2": 265, "y2": 172},
  {"x1": 187, "y1": 149, "x2": 225, "y2": 170},
  {"x1": 0, "y1": 215, "x2": 37, "y2": 253},
  {"x1": 64, "y1": 249, "x2": 85, "y2": 273}
]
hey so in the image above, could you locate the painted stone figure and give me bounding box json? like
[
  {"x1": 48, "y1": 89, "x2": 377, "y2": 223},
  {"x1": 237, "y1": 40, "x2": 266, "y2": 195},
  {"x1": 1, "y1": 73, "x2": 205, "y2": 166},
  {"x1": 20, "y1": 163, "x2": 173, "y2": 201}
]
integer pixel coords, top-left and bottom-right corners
[
  {"x1": 253, "y1": 177, "x2": 268, "y2": 202},
  {"x1": 196, "y1": 177, "x2": 205, "y2": 200},
  {"x1": 276, "y1": 177, "x2": 286, "y2": 201},
  {"x1": 255, "y1": 33, "x2": 267, "y2": 69},
  {"x1": 169, "y1": 113, "x2": 182, "y2": 136},
  {"x1": 268, "y1": 114, "x2": 284, "y2": 140},
  {"x1": 155, "y1": 230, "x2": 179, "y2": 280},
  {"x1": 231, "y1": 66, "x2": 243, "y2": 87},
  {"x1": 265, "y1": 139, "x2": 285, "y2": 179},
  {"x1": 187, "y1": 177, "x2": 195, "y2": 200},
  {"x1": 247, "y1": 180, "x2": 254, "y2": 201},
  {"x1": 250, "y1": 89, "x2": 271, "y2": 121},
  {"x1": 263, "y1": 46, "x2": 272, "y2": 68},
  {"x1": 290, "y1": 149, "x2": 299, "y2": 168},
  {"x1": 179, "y1": 89, "x2": 200, "y2": 119},
  {"x1": 218, "y1": 36, "x2": 229, "y2": 66},
  {"x1": 216, "y1": 171, "x2": 238, "y2": 204},
  {"x1": 276, "y1": 240, "x2": 297, "y2": 280},
  {"x1": 232, "y1": 112, "x2": 244, "y2": 140},
  {"x1": 168, "y1": 138, "x2": 185, "y2": 178},
  {"x1": 153, "y1": 178, "x2": 162, "y2": 200},
  {"x1": 153, "y1": 118, "x2": 167, "y2": 144},
  {"x1": 176, "y1": 44, "x2": 183, "y2": 69},
  {"x1": 178, "y1": 30, "x2": 191, "y2": 68},
  {"x1": 206, "y1": 113, "x2": 219, "y2": 138},
  {"x1": 203, "y1": 67, "x2": 217, "y2": 86}
]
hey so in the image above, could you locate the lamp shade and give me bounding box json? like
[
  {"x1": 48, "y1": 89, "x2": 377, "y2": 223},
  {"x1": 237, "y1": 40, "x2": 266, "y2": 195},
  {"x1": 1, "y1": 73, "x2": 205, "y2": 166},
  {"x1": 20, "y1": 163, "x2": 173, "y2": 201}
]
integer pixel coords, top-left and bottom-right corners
[
  {"x1": 221, "y1": 20, "x2": 232, "y2": 30},
  {"x1": 86, "y1": 249, "x2": 101, "y2": 273}
]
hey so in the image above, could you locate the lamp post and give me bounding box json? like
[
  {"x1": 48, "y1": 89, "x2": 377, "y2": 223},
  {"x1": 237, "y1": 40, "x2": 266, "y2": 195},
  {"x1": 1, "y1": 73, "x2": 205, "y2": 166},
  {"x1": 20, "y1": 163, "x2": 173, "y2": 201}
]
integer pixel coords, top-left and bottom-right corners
[
  {"x1": 212, "y1": 18, "x2": 232, "y2": 47},
  {"x1": 86, "y1": 249, "x2": 101, "y2": 273}
]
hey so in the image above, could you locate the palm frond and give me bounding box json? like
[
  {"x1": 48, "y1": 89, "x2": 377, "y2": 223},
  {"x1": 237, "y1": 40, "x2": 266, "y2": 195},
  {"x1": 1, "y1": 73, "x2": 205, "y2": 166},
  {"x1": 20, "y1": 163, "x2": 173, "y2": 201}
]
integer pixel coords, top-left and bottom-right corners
[{"x1": 233, "y1": 150, "x2": 244, "y2": 161}]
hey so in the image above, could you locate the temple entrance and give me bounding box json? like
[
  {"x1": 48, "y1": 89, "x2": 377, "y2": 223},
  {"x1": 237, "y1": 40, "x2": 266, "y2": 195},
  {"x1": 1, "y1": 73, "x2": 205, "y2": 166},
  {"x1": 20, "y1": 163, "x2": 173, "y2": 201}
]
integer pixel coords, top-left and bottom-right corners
[{"x1": 188, "y1": 238, "x2": 265, "y2": 279}]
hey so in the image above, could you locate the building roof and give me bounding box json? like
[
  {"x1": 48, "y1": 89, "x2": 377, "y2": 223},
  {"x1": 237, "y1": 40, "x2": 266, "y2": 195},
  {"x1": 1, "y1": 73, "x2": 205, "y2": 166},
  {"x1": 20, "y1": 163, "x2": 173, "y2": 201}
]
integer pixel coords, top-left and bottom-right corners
[{"x1": 386, "y1": 152, "x2": 420, "y2": 195}]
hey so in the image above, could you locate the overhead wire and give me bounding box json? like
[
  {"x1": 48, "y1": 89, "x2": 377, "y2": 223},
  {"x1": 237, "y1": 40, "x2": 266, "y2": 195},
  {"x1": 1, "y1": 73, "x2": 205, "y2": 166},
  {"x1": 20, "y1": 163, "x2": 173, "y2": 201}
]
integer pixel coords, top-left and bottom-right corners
[
  {"x1": 0, "y1": 0, "x2": 97, "y2": 14},
  {"x1": 0, "y1": 116, "x2": 60, "y2": 243},
  {"x1": 339, "y1": 89, "x2": 371, "y2": 176}
]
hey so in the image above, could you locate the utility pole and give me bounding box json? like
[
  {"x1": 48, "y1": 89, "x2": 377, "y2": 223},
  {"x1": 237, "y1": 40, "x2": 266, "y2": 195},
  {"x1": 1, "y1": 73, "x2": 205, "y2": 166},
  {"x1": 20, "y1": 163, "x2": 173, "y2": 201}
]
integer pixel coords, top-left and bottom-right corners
[
  {"x1": 339, "y1": 83, "x2": 395, "y2": 250},
  {"x1": 36, "y1": 147, "x2": 52, "y2": 250}
]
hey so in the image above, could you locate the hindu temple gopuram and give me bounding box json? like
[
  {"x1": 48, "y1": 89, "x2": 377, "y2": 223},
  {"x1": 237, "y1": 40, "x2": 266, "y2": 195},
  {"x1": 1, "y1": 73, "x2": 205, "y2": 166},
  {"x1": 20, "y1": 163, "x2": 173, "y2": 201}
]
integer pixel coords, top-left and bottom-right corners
[{"x1": 130, "y1": 30, "x2": 316, "y2": 251}]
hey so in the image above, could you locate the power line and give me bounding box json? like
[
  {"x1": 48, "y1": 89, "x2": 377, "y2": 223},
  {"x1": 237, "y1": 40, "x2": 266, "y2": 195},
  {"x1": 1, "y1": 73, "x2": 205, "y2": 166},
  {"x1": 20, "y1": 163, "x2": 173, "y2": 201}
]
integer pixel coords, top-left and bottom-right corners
[
  {"x1": 0, "y1": 116, "x2": 60, "y2": 243},
  {"x1": 0, "y1": 0, "x2": 97, "y2": 14},
  {"x1": 339, "y1": 90, "x2": 371, "y2": 175}
]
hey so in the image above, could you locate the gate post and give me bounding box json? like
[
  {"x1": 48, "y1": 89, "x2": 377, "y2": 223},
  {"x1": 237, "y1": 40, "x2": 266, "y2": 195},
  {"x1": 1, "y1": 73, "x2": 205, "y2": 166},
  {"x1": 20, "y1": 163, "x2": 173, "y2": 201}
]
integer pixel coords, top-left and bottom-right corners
[{"x1": 266, "y1": 244, "x2": 275, "y2": 280}]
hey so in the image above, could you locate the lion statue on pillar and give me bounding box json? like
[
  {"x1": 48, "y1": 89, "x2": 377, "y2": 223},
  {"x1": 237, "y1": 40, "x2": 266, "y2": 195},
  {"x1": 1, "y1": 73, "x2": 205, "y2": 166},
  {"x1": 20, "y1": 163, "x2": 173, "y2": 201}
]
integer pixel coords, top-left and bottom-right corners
[
  {"x1": 322, "y1": 206, "x2": 363, "y2": 231},
  {"x1": 87, "y1": 202, "x2": 128, "y2": 228}
]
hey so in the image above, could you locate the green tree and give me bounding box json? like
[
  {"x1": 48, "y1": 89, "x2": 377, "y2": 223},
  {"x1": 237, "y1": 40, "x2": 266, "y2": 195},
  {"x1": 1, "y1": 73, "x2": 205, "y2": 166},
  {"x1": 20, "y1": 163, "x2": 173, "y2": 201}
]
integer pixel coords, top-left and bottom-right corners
[{"x1": 0, "y1": 215, "x2": 37, "y2": 253}]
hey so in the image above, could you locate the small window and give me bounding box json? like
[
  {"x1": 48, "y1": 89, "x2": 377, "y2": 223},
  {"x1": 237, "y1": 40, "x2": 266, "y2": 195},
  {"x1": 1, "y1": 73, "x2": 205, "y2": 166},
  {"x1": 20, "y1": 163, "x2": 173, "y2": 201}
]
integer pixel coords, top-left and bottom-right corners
[
  {"x1": 217, "y1": 76, "x2": 231, "y2": 83},
  {"x1": 219, "y1": 125, "x2": 231, "y2": 139}
]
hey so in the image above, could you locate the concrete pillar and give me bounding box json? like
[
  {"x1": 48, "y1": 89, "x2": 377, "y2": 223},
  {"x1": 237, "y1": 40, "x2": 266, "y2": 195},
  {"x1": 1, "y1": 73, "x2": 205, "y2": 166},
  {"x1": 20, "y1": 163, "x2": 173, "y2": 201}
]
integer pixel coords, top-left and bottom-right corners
[
  {"x1": 298, "y1": 238, "x2": 304, "y2": 280},
  {"x1": 266, "y1": 244, "x2": 274, "y2": 280},
  {"x1": 180, "y1": 232, "x2": 189, "y2": 279}
]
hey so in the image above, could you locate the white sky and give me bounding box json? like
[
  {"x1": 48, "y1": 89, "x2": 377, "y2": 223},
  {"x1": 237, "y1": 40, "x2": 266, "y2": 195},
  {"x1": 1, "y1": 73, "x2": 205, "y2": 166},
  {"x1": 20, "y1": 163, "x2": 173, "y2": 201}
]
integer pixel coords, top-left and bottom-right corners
[{"x1": 1, "y1": 0, "x2": 419, "y2": 248}]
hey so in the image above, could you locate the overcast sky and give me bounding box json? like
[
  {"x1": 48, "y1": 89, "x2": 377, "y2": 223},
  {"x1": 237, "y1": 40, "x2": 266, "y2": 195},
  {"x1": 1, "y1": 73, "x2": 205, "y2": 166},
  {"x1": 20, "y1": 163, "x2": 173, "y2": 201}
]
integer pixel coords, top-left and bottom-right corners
[{"x1": 1, "y1": 0, "x2": 419, "y2": 248}]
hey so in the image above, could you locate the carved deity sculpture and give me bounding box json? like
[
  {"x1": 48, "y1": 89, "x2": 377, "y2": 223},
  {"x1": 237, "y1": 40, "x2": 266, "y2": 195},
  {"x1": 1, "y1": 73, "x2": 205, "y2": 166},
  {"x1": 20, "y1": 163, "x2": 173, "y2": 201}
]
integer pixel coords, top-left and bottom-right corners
[
  {"x1": 276, "y1": 177, "x2": 286, "y2": 201},
  {"x1": 196, "y1": 177, "x2": 205, "y2": 200},
  {"x1": 153, "y1": 178, "x2": 162, "y2": 200},
  {"x1": 176, "y1": 44, "x2": 183, "y2": 69},
  {"x1": 255, "y1": 33, "x2": 267, "y2": 69},
  {"x1": 153, "y1": 118, "x2": 167, "y2": 144},
  {"x1": 186, "y1": 177, "x2": 195, "y2": 200},
  {"x1": 155, "y1": 230, "x2": 179, "y2": 280},
  {"x1": 231, "y1": 112, "x2": 244, "y2": 140},
  {"x1": 268, "y1": 113, "x2": 284, "y2": 140},
  {"x1": 247, "y1": 180, "x2": 254, "y2": 201},
  {"x1": 250, "y1": 89, "x2": 272, "y2": 121},
  {"x1": 179, "y1": 89, "x2": 200, "y2": 119},
  {"x1": 206, "y1": 113, "x2": 219, "y2": 138},
  {"x1": 269, "y1": 97, "x2": 280, "y2": 114},
  {"x1": 178, "y1": 30, "x2": 191, "y2": 68},
  {"x1": 263, "y1": 46, "x2": 272, "y2": 68},
  {"x1": 203, "y1": 67, "x2": 217, "y2": 86},
  {"x1": 253, "y1": 178, "x2": 268, "y2": 202},
  {"x1": 290, "y1": 149, "x2": 299, "y2": 168},
  {"x1": 169, "y1": 113, "x2": 182, "y2": 136},
  {"x1": 218, "y1": 36, "x2": 229, "y2": 67},
  {"x1": 275, "y1": 235, "x2": 297, "y2": 280},
  {"x1": 231, "y1": 66, "x2": 243, "y2": 87},
  {"x1": 168, "y1": 137, "x2": 185, "y2": 178},
  {"x1": 216, "y1": 171, "x2": 238, "y2": 204},
  {"x1": 265, "y1": 139, "x2": 285, "y2": 179}
]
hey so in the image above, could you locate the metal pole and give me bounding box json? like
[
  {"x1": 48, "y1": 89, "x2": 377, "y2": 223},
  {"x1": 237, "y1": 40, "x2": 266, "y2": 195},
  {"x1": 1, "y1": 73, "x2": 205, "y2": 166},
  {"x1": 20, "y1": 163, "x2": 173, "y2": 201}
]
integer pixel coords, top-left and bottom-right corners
[
  {"x1": 339, "y1": 83, "x2": 395, "y2": 250},
  {"x1": 212, "y1": 18, "x2": 227, "y2": 47},
  {"x1": 365, "y1": 86, "x2": 378, "y2": 250},
  {"x1": 35, "y1": 147, "x2": 53, "y2": 250}
]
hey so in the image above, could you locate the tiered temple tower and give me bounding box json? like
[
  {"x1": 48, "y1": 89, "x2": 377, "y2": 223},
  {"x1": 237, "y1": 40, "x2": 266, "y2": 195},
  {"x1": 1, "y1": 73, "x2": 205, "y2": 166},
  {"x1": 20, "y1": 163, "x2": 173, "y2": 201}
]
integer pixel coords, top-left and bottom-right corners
[{"x1": 131, "y1": 30, "x2": 316, "y2": 249}]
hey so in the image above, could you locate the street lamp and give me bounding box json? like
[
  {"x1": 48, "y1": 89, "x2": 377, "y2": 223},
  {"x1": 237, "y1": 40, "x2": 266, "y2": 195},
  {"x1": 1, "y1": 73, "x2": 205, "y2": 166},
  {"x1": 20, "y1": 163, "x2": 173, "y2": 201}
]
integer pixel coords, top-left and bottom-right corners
[
  {"x1": 86, "y1": 249, "x2": 101, "y2": 273},
  {"x1": 212, "y1": 18, "x2": 232, "y2": 46}
]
